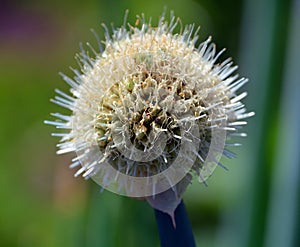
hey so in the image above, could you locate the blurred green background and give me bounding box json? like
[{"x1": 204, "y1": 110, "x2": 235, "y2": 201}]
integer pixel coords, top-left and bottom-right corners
[{"x1": 0, "y1": 0, "x2": 299, "y2": 246}]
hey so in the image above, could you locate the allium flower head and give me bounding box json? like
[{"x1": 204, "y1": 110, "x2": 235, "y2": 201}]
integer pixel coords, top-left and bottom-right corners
[{"x1": 46, "y1": 12, "x2": 254, "y2": 214}]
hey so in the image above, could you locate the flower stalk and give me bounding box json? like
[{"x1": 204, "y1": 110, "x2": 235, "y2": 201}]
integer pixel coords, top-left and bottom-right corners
[{"x1": 155, "y1": 201, "x2": 196, "y2": 247}]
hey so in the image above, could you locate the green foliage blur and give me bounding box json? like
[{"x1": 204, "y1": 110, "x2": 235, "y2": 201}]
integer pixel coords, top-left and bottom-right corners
[{"x1": 0, "y1": 0, "x2": 299, "y2": 246}]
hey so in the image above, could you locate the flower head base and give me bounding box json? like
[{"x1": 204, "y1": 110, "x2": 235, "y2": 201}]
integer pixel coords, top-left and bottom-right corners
[{"x1": 46, "y1": 12, "x2": 254, "y2": 213}]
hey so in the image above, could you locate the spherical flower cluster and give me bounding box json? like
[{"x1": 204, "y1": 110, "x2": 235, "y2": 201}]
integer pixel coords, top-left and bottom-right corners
[{"x1": 46, "y1": 12, "x2": 254, "y2": 214}]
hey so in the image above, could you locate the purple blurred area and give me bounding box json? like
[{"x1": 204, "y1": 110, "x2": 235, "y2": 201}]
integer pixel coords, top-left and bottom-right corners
[{"x1": 0, "y1": 0, "x2": 61, "y2": 53}]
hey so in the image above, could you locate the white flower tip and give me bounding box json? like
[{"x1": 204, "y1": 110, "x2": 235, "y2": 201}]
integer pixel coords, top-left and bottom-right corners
[{"x1": 45, "y1": 11, "x2": 255, "y2": 198}]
